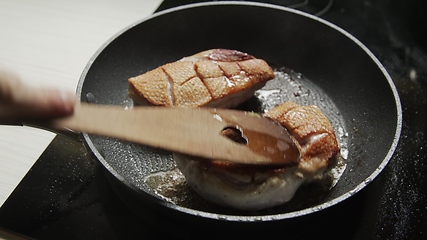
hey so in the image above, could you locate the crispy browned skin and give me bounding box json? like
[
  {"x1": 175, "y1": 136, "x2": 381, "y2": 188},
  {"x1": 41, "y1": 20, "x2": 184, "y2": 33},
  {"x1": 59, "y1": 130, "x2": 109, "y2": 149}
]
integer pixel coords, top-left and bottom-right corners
[
  {"x1": 263, "y1": 102, "x2": 339, "y2": 173},
  {"x1": 128, "y1": 49, "x2": 275, "y2": 107}
]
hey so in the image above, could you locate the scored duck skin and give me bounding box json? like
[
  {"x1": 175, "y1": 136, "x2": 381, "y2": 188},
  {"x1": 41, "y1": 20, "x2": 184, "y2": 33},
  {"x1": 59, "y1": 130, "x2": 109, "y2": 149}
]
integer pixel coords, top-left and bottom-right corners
[
  {"x1": 263, "y1": 102, "x2": 339, "y2": 174},
  {"x1": 128, "y1": 49, "x2": 275, "y2": 108}
]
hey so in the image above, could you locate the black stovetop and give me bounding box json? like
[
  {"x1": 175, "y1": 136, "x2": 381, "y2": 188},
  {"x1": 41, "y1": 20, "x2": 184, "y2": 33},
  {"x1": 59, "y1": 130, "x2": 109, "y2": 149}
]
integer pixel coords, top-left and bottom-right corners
[{"x1": 1, "y1": 1, "x2": 426, "y2": 239}]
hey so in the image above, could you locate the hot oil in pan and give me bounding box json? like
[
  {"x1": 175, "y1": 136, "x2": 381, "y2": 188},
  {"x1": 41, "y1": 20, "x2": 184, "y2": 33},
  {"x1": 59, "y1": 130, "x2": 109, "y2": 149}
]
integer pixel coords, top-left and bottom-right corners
[{"x1": 142, "y1": 67, "x2": 349, "y2": 213}]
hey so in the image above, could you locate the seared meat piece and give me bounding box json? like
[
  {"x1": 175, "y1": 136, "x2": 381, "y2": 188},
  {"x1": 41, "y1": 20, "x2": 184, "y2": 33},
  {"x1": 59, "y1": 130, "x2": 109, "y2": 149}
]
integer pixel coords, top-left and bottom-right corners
[
  {"x1": 128, "y1": 49, "x2": 275, "y2": 108},
  {"x1": 264, "y1": 102, "x2": 339, "y2": 173},
  {"x1": 174, "y1": 102, "x2": 339, "y2": 210}
]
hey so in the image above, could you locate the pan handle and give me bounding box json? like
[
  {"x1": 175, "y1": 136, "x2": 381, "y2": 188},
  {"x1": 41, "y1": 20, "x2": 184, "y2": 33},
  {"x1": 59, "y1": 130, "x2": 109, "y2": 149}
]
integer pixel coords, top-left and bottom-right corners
[
  {"x1": 4, "y1": 122, "x2": 82, "y2": 142},
  {"x1": 31, "y1": 124, "x2": 82, "y2": 142}
]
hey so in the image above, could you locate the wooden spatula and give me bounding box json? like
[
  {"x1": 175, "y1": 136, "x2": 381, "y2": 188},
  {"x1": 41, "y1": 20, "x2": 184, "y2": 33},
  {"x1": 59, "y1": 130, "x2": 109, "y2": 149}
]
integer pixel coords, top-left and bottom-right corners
[{"x1": 39, "y1": 103, "x2": 300, "y2": 166}]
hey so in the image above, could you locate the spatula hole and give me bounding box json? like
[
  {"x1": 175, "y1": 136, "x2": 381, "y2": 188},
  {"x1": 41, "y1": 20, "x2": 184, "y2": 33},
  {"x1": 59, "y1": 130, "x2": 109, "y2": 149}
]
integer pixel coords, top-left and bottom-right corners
[{"x1": 221, "y1": 127, "x2": 247, "y2": 144}]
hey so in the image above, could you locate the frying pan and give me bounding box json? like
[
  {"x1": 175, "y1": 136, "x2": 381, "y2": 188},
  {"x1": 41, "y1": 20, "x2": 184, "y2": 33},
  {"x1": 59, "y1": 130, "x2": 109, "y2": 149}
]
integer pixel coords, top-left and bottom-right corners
[{"x1": 76, "y1": 1, "x2": 401, "y2": 232}]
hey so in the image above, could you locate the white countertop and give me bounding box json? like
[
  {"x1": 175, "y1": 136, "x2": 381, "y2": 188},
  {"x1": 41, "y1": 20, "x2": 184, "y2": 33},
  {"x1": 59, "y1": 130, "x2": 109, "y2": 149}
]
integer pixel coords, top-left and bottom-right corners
[{"x1": 0, "y1": 0, "x2": 162, "y2": 208}]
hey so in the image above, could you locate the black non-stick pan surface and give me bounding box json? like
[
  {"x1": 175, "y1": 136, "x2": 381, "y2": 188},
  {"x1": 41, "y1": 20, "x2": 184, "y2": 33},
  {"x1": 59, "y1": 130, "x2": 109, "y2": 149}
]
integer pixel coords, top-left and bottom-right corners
[{"x1": 77, "y1": 1, "x2": 401, "y2": 229}]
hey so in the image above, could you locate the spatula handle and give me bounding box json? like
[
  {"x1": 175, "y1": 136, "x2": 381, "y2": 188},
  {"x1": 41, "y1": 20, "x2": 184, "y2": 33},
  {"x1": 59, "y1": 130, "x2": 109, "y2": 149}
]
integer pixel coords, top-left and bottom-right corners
[{"x1": 44, "y1": 103, "x2": 273, "y2": 165}]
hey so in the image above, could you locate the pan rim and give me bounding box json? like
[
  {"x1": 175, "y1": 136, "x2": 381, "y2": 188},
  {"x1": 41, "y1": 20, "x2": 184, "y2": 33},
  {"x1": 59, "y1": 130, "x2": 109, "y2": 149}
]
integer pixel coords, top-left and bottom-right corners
[{"x1": 77, "y1": 1, "x2": 402, "y2": 222}]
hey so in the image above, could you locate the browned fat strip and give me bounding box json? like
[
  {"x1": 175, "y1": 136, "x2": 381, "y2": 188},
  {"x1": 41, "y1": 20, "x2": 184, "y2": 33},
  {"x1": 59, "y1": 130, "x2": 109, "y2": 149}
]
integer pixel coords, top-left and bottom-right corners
[
  {"x1": 208, "y1": 49, "x2": 254, "y2": 62},
  {"x1": 185, "y1": 49, "x2": 254, "y2": 62}
]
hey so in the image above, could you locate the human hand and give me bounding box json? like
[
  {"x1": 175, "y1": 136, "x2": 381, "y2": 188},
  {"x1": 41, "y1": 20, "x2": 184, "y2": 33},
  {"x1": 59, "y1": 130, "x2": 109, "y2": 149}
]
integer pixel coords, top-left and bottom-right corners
[{"x1": 0, "y1": 69, "x2": 75, "y2": 124}]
